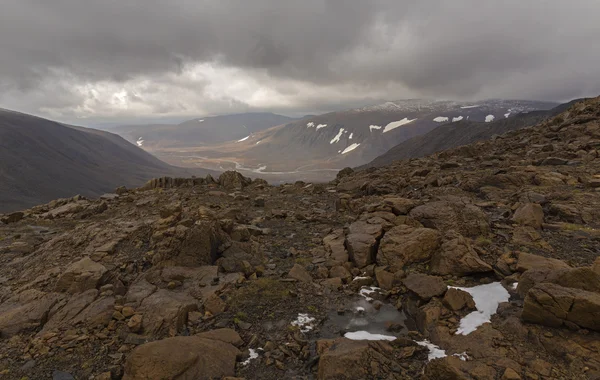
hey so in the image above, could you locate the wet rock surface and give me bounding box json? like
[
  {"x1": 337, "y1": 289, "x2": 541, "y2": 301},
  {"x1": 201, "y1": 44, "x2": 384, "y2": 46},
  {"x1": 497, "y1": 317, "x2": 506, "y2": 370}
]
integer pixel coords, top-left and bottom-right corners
[{"x1": 1, "y1": 99, "x2": 600, "y2": 379}]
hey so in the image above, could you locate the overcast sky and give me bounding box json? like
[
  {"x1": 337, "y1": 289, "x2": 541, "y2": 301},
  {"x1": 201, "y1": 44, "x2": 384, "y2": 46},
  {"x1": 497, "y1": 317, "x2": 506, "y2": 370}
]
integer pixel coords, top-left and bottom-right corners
[{"x1": 1, "y1": 0, "x2": 599, "y2": 124}]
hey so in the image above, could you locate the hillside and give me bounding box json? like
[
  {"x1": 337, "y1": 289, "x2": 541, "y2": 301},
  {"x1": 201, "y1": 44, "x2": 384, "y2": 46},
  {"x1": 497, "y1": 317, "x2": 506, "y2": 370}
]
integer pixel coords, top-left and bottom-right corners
[
  {"x1": 0, "y1": 97, "x2": 599, "y2": 379},
  {"x1": 361, "y1": 99, "x2": 583, "y2": 168},
  {"x1": 0, "y1": 109, "x2": 213, "y2": 212}
]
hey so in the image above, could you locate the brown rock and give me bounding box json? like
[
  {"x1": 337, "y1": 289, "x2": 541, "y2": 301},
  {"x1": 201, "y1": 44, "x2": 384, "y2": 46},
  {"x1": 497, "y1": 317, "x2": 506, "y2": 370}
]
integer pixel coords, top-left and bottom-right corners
[
  {"x1": 423, "y1": 356, "x2": 467, "y2": 380},
  {"x1": 127, "y1": 314, "x2": 143, "y2": 333},
  {"x1": 593, "y1": 257, "x2": 600, "y2": 275},
  {"x1": 375, "y1": 268, "x2": 395, "y2": 290},
  {"x1": 345, "y1": 233, "x2": 378, "y2": 268},
  {"x1": 137, "y1": 290, "x2": 198, "y2": 335},
  {"x1": 123, "y1": 336, "x2": 240, "y2": 379},
  {"x1": 322, "y1": 277, "x2": 343, "y2": 290},
  {"x1": 196, "y1": 328, "x2": 243, "y2": 347},
  {"x1": 204, "y1": 293, "x2": 227, "y2": 316},
  {"x1": 323, "y1": 230, "x2": 348, "y2": 263},
  {"x1": 317, "y1": 338, "x2": 397, "y2": 379},
  {"x1": 329, "y1": 266, "x2": 352, "y2": 283},
  {"x1": 409, "y1": 201, "x2": 490, "y2": 238},
  {"x1": 512, "y1": 203, "x2": 544, "y2": 229},
  {"x1": 522, "y1": 283, "x2": 600, "y2": 331},
  {"x1": 55, "y1": 257, "x2": 107, "y2": 294},
  {"x1": 0, "y1": 290, "x2": 60, "y2": 337},
  {"x1": 515, "y1": 252, "x2": 570, "y2": 272},
  {"x1": 1, "y1": 211, "x2": 24, "y2": 224},
  {"x1": 377, "y1": 225, "x2": 441, "y2": 272},
  {"x1": 288, "y1": 264, "x2": 313, "y2": 283},
  {"x1": 501, "y1": 367, "x2": 522, "y2": 380},
  {"x1": 403, "y1": 273, "x2": 447, "y2": 300},
  {"x1": 431, "y1": 232, "x2": 492, "y2": 276},
  {"x1": 443, "y1": 288, "x2": 476, "y2": 311},
  {"x1": 383, "y1": 197, "x2": 419, "y2": 215},
  {"x1": 218, "y1": 171, "x2": 251, "y2": 190}
]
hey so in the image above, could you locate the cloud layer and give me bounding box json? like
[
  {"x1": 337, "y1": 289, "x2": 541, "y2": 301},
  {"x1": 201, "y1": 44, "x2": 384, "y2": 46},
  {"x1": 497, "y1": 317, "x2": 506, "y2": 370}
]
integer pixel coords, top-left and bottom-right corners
[{"x1": 1, "y1": 0, "x2": 599, "y2": 123}]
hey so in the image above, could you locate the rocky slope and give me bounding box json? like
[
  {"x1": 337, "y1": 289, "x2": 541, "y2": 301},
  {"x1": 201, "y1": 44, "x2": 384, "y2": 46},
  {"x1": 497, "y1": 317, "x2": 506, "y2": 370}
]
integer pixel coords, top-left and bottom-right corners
[
  {"x1": 0, "y1": 97, "x2": 599, "y2": 379},
  {"x1": 361, "y1": 99, "x2": 582, "y2": 169},
  {"x1": 0, "y1": 109, "x2": 214, "y2": 213}
]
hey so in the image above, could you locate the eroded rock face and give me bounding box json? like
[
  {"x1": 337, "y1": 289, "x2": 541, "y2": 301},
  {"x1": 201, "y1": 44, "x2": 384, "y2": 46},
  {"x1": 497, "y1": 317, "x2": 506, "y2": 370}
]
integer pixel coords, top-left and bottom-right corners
[
  {"x1": 123, "y1": 334, "x2": 240, "y2": 379},
  {"x1": 377, "y1": 225, "x2": 441, "y2": 272}
]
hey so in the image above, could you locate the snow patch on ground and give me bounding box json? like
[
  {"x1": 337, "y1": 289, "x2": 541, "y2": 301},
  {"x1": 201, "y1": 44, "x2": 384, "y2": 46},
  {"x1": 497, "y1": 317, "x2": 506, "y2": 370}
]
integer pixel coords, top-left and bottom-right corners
[
  {"x1": 330, "y1": 128, "x2": 345, "y2": 144},
  {"x1": 452, "y1": 116, "x2": 464, "y2": 122},
  {"x1": 383, "y1": 118, "x2": 417, "y2": 133},
  {"x1": 341, "y1": 143, "x2": 361, "y2": 154},
  {"x1": 349, "y1": 133, "x2": 353, "y2": 139},
  {"x1": 241, "y1": 349, "x2": 259, "y2": 366},
  {"x1": 511, "y1": 282, "x2": 518, "y2": 290},
  {"x1": 416, "y1": 340, "x2": 447, "y2": 361},
  {"x1": 450, "y1": 282, "x2": 510, "y2": 335},
  {"x1": 307, "y1": 122, "x2": 315, "y2": 128},
  {"x1": 136, "y1": 137, "x2": 144, "y2": 147},
  {"x1": 291, "y1": 313, "x2": 316, "y2": 333},
  {"x1": 369, "y1": 125, "x2": 382, "y2": 132},
  {"x1": 485, "y1": 115, "x2": 495, "y2": 123},
  {"x1": 433, "y1": 116, "x2": 449, "y2": 123},
  {"x1": 504, "y1": 112, "x2": 511, "y2": 118},
  {"x1": 358, "y1": 286, "x2": 380, "y2": 302},
  {"x1": 461, "y1": 105, "x2": 480, "y2": 109},
  {"x1": 237, "y1": 135, "x2": 250, "y2": 142},
  {"x1": 345, "y1": 331, "x2": 397, "y2": 341},
  {"x1": 316, "y1": 123, "x2": 328, "y2": 130}
]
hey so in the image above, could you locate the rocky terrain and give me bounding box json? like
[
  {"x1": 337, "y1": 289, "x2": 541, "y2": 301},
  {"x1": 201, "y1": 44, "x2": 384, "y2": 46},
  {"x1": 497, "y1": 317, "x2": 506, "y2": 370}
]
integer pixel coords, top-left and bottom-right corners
[{"x1": 0, "y1": 97, "x2": 600, "y2": 379}]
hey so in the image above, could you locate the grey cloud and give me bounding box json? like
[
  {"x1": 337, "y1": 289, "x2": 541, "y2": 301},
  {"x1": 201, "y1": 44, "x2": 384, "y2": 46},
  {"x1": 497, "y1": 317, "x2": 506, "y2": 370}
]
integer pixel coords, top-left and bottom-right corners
[{"x1": 0, "y1": 0, "x2": 599, "y2": 122}]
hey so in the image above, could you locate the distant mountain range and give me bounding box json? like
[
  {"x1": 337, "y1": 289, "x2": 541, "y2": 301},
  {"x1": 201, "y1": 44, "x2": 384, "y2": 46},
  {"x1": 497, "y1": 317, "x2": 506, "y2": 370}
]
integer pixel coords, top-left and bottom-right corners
[
  {"x1": 0, "y1": 109, "x2": 213, "y2": 212},
  {"x1": 113, "y1": 113, "x2": 295, "y2": 148},
  {"x1": 360, "y1": 99, "x2": 583, "y2": 169}
]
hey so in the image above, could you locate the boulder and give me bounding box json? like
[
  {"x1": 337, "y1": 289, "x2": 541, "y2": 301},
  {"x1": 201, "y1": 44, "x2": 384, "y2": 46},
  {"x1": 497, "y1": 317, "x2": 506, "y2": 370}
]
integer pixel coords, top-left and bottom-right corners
[
  {"x1": 403, "y1": 273, "x2": 447, "y2": 301},
  {"x1": 512, "y1": 203, "x2": 544, "y2": 229},
  {"x1": 55, "y1": 257, "x2": 107, "y2": 294},
  {"x1": 345, "y1": 233, "x2": 378, "y2": 268},
  {"x1": 196, "y1": 328, "x2": 243, "y2": 347},
  {"x1": 409, "y1": 201, "x2": 490, "y2": 238},
  {"x1": 383, "y1": 197, "x2": 419, "y2": 215},
  {"x1": 0, "y1": 290, "x2": 61, "y2": 337},
  {"x1": 522, "y1": 283, "x2": 600, "y2": 331},
  {"x1": 430, "y1": 233, "x2": 492, "y2": 276},
  {"x1": 288, "y1": 264, "x2": 313, "y2": 283},
  {"x1": 1, "y1": 211, "x2": 24, "y2": 224},
  {"x1": 123, "y1": 335, "x2": 240, "y2": 379},
  {"x1": 515, "y1": 252, "x2": 570, "y2": 272},
  {"x1": 443, "y1": 288, "x2": 476, "y2": 311},
  {"x1": 423, "y1": 356, "x2": 467, "y2": 380},
  {"x1": 323, "y1": 230, "x2": 348, "y2": 263},
  {"x1": 218, "y1": 171, "x2": 251, "y2": 190},
  {"x1": 377, "y1": 225, "x2": 441, "y2": 272},
  {"x1": 137, "y1": 290, "x2": 198, "y2": 335}
]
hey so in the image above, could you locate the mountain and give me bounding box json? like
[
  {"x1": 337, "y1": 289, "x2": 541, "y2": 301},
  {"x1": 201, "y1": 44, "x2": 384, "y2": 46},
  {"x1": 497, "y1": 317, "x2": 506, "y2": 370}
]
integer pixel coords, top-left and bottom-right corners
[
  {"x1": 360, "y1": 99, "x2": 583, "y2": 168},
  {"x1": 0, "y1": 109, "x2": 213, "y2": 212},
  {"x1": 113, "y1": 112, "x2": 295, "y2": 148},
  {"x1": 1, "y1": 98, "x2": 599, "y2": 379}
]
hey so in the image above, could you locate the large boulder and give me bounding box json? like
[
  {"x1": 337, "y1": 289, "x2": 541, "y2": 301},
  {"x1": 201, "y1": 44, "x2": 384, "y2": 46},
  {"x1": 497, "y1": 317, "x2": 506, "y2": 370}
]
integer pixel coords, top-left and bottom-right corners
[
  {"x1": 218, "y1": 171, "x2": 251, "y2": 190},
  {"x1": 0, "y1": 290, "x2": 61, "y2": 337},
  {"x1": 515, "y1": 252, "x2": 570, "y2": 272},
  {"x1": 377, "y1": 225, "x2": 441, "y2": 272},
  {"x1": 137, "y1": 289, "x2": 198, "y2": 335},
  {"x1": 345, "y1": 233, "x2": 378, "y2": 268},
  {"x1": 409, "y1": 201, "x2": 490, "y2": 238},
  {"x1": 403, "y1": 273, "x2": 447, "y2": 301},
  {"x1": 323, "y1": 229, "x2": 348, "y2": 263},
  {"x1": 55, "y1": 257, "x2": 107, "y2": 294},
  {"x1": 123, "y1": 335, "x2": 240, "y2": 379},
  {"x1": 522, "y1": 283, "x2": 600, "y2": 331},
  {"x1": 430, "y1": 232, "x2": 492, "y2": 276},
  {"x1": 512, "y1": 203, "x2": 544, "y2": 229}
]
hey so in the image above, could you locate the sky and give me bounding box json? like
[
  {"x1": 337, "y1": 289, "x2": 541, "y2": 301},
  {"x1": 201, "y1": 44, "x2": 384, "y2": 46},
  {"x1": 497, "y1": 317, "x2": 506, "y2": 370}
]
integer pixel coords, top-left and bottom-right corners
[{"x1": 1, "y1": 0, "x2": 600, "y2": 125}]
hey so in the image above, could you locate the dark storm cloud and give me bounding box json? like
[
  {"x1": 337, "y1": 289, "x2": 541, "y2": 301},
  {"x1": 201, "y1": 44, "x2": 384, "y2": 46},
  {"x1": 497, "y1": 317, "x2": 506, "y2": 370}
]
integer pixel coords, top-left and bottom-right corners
[{"x1": 1, "y1": 0, "x2": 599, "y2": 121}]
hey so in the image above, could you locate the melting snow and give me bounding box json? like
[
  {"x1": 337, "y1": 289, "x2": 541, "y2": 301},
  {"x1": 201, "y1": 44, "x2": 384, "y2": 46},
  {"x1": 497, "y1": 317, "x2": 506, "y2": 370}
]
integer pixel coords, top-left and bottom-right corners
[
  {"x1": 359, "y1": 286, "x2": 380, "y2": 302},
  {"x1": 330, "y1": 128, "x2": 345, "y2": 144},
  {"x1": 451, "y1": 282, "x2": 510, "y2": 335},
  {"x1": 241, "y1": 349, "x2": 259, "y2": 366},
  {"x1": 355, "y1": 306, "x2": 365, "y2": 312},
  {"x1": 511, "y1": 282, "x2": 518, "y2": 290},
  {"x1": 433, "y1": 116, "x2": 449, "y2": 123},
  {"x1": 460, "y1": 105, "x2": 480, "y2": 109},
  {"x1": 452, "y1": 116, "x2": 464, "y2": 122},
  {"x1": 307, "y1": 122, "x2": 315, "y2": 128},
  {"x1": 416, "y1": 341, "x2": 447, "y2": 361},
  {"x1": 345, "y1": 331, "x2": 397, "y2": 341},
  {"x1": 454, "y1": 352, "x2": 469, "y2": 361},
  {"x1": 291, "y1": 313, "x2": 316, "y2": 333},
  {"x1": 316, "y1": 123, "x2": 328, "y2": 130},
  {"x1": 485, "y1": 115, "x2": 495, "y2": 123},
  {"x1": 504, "y1": 112, "x2": 511, "y2": 118},
  {"x1": 383, "y1": 118, "x2": 417, "y2": 133},
  {"x1": 349, "y1": 133, "x2": 353, "y2": 139},
  {"x1": 136, "y1": 137, "x2": 144, "y2": 147},
  {"x1": 237, "y1": 135, "x2": 250, "y2": 142},
  {"x1": 341, "y1": 143, "x2": 361, "y2": 154},
  {"x1": 369, "y1": 125, "x2": 382, "y2": 132}
]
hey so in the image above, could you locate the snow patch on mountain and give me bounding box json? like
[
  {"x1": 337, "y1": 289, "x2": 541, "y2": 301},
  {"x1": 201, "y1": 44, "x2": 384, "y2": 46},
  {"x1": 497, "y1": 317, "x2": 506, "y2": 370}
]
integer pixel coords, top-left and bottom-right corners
[
  {"x1": 316, "y1": 124, "x2": 328, "y2": 130},
  {"x1": 504, "y1": 112, "x2": 511, "y2": 118},
  {"x1": 383, "y1": 118, "x2": 417, "y2": 133},
  {"x1": 349, "y1": 133, "x2": 354, "y2": 139},
  {"x1": 369, "y1": 125, "x2": 382, "y2": 132},
  {"x1": 330, "y1": 128, "x2": 345, "y2": 144},
  {"x1": 197, "y1": 119, "x2": 204, "y2": 123},
  {"x1": 485, "y1": 115, "x2": 495, "y2": 122},
  {"x1": 452, "y1": 116, "x2": 464, "y2": 122},
  {"x1": 237, "y1": 135, "x2": 250, "y2": 142},
  {"x1": 342, "y1": 143, "x2": 361, "y2": 154},
  {"x1": 461, "y1": 105, "x2": 480, "y2": 109},
  {"x1": 136, "y1": 137, "x2": 144, "y2": 147},
  {"x1": 306, "y1": 122, "x2": 315, "y2": 128},
  {"x1": 433, "y1": 116, "x2": 449, "y2": 123}
]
